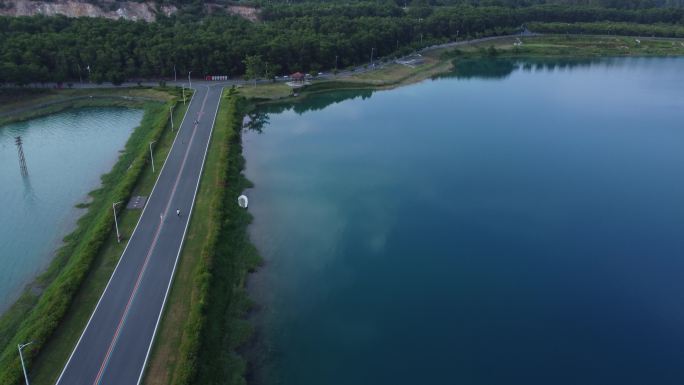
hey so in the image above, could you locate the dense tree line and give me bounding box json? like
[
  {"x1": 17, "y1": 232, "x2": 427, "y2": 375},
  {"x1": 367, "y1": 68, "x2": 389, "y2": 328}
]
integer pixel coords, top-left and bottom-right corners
[
  {"x1": 0, "y1": 2, "x2": 682, "y2": 84},
  {"x1": 426, "y1": 0, "x2": 684, "y2": 8},
  {"x1": 260, "y1": 0, "x2": 684, "y2": 8},
  {"x1": 529, "y1": 19, "x2": 684, "y2": 35},
  {"x1": 35, "y1": 0, "x2": 684, "y2": 9}
]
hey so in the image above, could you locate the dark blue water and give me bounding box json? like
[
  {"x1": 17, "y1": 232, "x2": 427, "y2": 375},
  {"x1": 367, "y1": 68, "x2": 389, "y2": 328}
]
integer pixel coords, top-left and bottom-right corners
[
  {"x1": 0, "y1": 108, "x2": 142, "y2": 311},
  {"x1": 243, "y1": 57, "x2": 684, "y2": 385}
]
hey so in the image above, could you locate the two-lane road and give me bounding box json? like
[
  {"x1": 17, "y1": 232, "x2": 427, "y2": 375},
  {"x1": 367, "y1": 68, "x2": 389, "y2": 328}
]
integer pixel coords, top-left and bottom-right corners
[{"x1": 56, "y1": 85, "x2": 223, "y2": 385}]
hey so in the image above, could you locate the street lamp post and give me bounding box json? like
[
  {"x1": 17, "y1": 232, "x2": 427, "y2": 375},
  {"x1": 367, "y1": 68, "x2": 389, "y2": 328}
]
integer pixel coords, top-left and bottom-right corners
[
  {"x1": 370, "y1": 47, "x2": 375, "y2": 67},
  {"x1": 18, "y1": 341, "x2": 33, "y2": 385},
  {"x1": 170, "y1": 106, "x2": 174, "y2": 130},
  {"x1": 113, "y1": 201, "x2": 123, "y2": 243},
  {"x1": 188, "y1": 71, "x2": 192, "y2": 89},
  {"x1": 149, "y1": 141, "x2": 157, "y2": 173}
]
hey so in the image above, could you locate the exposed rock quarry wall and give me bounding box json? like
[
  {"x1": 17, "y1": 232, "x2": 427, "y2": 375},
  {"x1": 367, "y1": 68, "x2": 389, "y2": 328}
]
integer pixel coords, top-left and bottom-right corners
[
  {"x1": 0, "y1": 0, "x2": 177, "y2": 22},
  {"x1": 0, "y1": 0, "x2": 260, "y2": 21}
]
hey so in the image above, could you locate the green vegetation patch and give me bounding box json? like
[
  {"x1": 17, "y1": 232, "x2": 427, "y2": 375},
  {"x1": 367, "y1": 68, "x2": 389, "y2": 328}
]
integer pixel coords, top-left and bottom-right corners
[
  {"x1": 440, "y1": 35, "x2": 684, "y2": 60},
  {"x1": 530, "y1": 21, "x2": 684, "y2": 39},
  {"x1": 0, "y1": 87, "x2": 174, "y2": 126}
]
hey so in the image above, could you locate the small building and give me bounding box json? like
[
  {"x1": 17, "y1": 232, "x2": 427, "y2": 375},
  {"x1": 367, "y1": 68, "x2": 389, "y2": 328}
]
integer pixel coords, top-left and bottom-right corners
[
  {"x1": 291, "y1": 72, "x2": 305, "y2": 83},
  {"x1": 286, "y1": 72, "x2": 309, "y2": 88}
]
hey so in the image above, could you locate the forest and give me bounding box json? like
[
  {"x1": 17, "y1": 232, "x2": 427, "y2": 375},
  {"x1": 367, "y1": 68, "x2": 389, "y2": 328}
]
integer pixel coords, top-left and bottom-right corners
[{"x1": 0, "y1": 0, "x2": 683, "y2": 84}]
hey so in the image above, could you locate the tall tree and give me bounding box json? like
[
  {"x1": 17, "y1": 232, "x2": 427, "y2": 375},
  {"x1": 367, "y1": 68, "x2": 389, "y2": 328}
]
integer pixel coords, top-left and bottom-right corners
[{"x1": 243, "y1": 54, "x2": 264, "y2": 87}]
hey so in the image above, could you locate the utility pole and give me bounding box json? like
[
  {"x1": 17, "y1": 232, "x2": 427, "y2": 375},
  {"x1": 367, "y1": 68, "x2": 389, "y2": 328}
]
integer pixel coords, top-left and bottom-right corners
[
  {"x1": 173, "y1": 65, "x2": 177, "y2": 82},
  {"x1": 149, "y1": 141, "x2": 156, "y2": 173},
  {"x1": 188, "y1": 71, "x2": 192, "y2": 89},
  {"x1": 15, "y1": 136, "x2": 28, "y2": 176},
  {"x1": 18, "y1": 341, "x2": 33, "y2": 385},
  {"x1": 170, "y1": 105, "x2": 174, "y2": 130},
  {"x1": 113, "y1": 201, "x2": 123, "y2": 243},
  {"x1": 418, "y1": 17, "x2": 424, "y2": 46},
  {"x1": 370, "y1": 47, "x2": 375, "y2": 67}
]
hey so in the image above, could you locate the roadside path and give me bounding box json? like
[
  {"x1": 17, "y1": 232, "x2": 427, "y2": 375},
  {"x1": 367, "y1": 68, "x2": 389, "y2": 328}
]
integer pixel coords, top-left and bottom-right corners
[{"x1": 54, "y1": 84, "x2": 223, "y2": 385}]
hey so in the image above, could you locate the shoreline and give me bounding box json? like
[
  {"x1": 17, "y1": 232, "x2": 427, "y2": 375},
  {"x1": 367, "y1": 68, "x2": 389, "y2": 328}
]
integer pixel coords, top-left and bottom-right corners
[
  {"x1": 0, "y1": 87, "x2": 174, "y2": 127},
  {"x1": 238, "y1": 34, "x2": 684, "y2": 104},
  {"x1": 235, "y1": 42, "x2": 684, "y2": 384},
  {"x1": 0, "y1": 89, "x2": 188, "y2": 385},
  {"x1": 0, "y1": 105, "x2": 144, "y2": 313},
  {"x1": 235, "y1": 52, "x2": 684, "y2": 385}
]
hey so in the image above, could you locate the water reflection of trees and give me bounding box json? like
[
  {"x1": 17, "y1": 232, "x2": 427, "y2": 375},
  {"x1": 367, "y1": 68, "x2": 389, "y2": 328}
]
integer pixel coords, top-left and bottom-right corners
[
  {"x1": 247, "y1": 57, "x2": 616, "y2": 132},
  {"x1": 245, "y1": 88, "x2": 374, "y2": 133},
  {"x1": 263, "y1": 89, "x2": 373, "y2": 114},
  {"x1": 242, "y1": 110, "x2": 269, "y2": 134},
  {"x1": 436, "y1": 57, "x2": 605, "y2": 80}
]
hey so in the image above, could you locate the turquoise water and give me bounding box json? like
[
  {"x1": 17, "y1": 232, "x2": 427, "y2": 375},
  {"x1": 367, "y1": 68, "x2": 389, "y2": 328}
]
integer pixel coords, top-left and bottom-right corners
[
  {"x1": 243, "y1": 57, "x2": 684, "y2": 385},
  {"x1": 0, "y1": 108, "x2": 142, "y2": 311}
]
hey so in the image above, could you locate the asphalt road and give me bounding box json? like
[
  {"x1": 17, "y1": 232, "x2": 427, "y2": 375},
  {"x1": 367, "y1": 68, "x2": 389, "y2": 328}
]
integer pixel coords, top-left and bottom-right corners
[{"x1": 55, "y1": 84, "x2": 223, "y2": 385}]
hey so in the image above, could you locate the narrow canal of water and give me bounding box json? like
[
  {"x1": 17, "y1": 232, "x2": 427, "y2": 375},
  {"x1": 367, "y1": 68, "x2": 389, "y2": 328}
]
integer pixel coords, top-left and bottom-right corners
[
  {"x1": 243, "y1": 57, "x2": 684, "y2": 385},
  {"x1": 0, "y1": 108, "x2": 142, "y2": 311}
]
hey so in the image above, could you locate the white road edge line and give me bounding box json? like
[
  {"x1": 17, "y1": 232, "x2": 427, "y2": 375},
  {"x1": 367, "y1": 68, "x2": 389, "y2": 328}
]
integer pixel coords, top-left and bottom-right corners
[
  {"x1": 136, "y1": 85, "x2": 223, "y2": 385},
  {"x1": 55, "y1": 89, "x2": 197, "y2": 385}
]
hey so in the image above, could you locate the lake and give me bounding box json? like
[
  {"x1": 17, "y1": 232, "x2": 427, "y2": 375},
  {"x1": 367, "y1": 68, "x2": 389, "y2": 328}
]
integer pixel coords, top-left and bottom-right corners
[
  {"x1": 0, "y1": 108, "x2": 142, "y2": 312},
  {"x1": 243, "y1": 57, "x2": 684, "y2": 385}
]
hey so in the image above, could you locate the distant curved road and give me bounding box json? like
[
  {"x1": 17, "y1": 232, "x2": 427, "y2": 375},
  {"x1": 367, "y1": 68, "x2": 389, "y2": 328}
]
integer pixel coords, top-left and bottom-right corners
[{"x1": 55, "y1": 84, "x2": 223, "y2": 385}]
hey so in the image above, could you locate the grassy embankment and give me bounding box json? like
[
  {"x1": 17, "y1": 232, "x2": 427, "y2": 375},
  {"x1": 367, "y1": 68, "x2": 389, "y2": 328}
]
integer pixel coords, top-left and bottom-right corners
[
  {"x1": 529, "y1": 21, "x2": 684, "y2": 39},
  {"x1": 444, "y1": 34, "x2": 684, "y2": 59},
  {"x1": 143, "y1": 88, "x2": 260, "y2": 385},
  {"x1": 238, "y1": 34, "x2": 684, "y2": 103},
  {"x1": 0, "y1": 87, "x2": 180, "y2": 126},
  {"x1": 0, "y1": 86, "x2": 192, "y2": 385}
]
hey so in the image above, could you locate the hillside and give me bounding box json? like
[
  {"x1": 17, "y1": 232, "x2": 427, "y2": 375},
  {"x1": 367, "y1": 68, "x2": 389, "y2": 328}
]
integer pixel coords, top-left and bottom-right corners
[
  {"x1": 0, "y1": 0, "x2": 683, "y2": 85},
  {"x1": 0, "y1": 0, "x2": 259, "y2": 21}
]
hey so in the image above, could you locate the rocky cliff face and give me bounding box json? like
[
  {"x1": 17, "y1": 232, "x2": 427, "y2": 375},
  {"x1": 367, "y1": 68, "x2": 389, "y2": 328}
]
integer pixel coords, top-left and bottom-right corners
[
  {"x1": 0, "y1": 0, "x2": 177, "y2": 22},
  {"x1": 0, "y1": 0, "x2": 260, "y2": 21}
]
